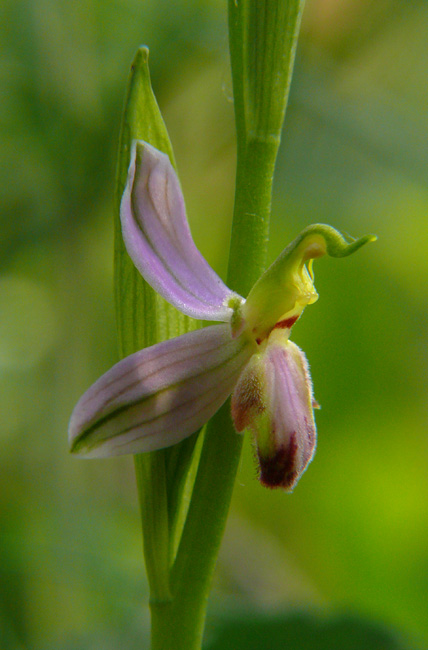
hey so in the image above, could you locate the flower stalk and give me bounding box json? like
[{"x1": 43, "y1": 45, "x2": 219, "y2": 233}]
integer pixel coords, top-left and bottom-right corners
[
  {"x1": 68, "y1": 1, "x2": 375, "y2": 649},
  {"x1": 116, "y1": 1, "x2": 304, "y2": 647},
  {"x1": 164, "y1": 5, "x2": 309, "y2": 644}
]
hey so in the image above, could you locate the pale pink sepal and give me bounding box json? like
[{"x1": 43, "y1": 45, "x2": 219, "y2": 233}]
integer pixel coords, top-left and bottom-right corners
[
  {"x1": 69, "y1": 324, "x2": 253, "y2": 457},
  {"x1": 121, "y1": 141, "x2": 241, "y2": 321}
]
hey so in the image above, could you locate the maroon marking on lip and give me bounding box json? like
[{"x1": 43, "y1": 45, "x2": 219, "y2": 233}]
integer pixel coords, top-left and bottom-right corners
[
  {"x1": 258, "y1": 434, "x2": 299, "y2": 490},
  {"x1": 273, "y1": 316, "x2": 299, "y2": 331},
  {"x1": 254, "y1": 315, "x2": 299, "y2": 345}
]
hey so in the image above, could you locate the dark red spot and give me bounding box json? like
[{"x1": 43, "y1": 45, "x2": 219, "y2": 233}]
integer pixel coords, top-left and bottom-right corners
[
  {"x1": 255, "y1": 337, "x2": 262, "y2": 345},
  {"x1": 258, "y1": 434, "x2": 299, "y2": 490},
  {"x1": 273, "y1": 316, "x2": 299, "y2": 331}
]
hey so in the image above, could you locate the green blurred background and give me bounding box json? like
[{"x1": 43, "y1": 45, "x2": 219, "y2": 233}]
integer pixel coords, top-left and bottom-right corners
[{"x1": 1, "y1": 0, "x2": 427, "y2": 648}]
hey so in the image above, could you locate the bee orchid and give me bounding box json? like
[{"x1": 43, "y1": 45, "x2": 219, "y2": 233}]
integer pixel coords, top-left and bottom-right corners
[{"x1": 69, "y1": 141, "x2": 374, "y2": 490}]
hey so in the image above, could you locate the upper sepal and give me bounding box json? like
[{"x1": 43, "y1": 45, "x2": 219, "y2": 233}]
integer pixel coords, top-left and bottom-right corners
[
  {"x1": 121, "y1": 141, "x2": 243, "y2": 322},
  {"x1": 243, "y1": 224, "x2": 376, "y2": 343}
]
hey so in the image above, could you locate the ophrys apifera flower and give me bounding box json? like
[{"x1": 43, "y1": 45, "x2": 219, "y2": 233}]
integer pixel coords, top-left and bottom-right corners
[{"x1": 69, "y1": 142, "x2": 374, "y2": 490}]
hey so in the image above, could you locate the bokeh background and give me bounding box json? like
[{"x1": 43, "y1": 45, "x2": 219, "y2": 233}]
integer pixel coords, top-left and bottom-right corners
[{"x1": 1, "y1": 0, "x2": 427, "y2": 648}]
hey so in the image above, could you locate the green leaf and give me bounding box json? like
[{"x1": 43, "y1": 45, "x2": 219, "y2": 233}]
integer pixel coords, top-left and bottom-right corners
[
  {"x1": 114, "y1": 46, "x2": 201, "y2": 600},
  {"x1": 115, "y1": 46, "x2": 181, "y2": 358}
]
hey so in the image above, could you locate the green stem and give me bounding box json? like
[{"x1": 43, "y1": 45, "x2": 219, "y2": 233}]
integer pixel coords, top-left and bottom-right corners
[
  {"x1": 147, "y1": 2, "x2": 306, "y2": 647},
  {"x1": 112, "y1": 2, "x2": 306, "y2": 647},
  {"x1": 150, "y1": 406, "x2": 242, "y2": 650},
  {"x1": 149, "y1": 6, "x2": 307, "y2": 649},
  {"x1": 148, "y1": 138, "x2": 279, "y2": 650},
  {"x1": 134, "y1": 452, "x2": 171, "y2": 601},
  {"x1": 228, "y1": 138, "x2": 279, "y2": 294}
]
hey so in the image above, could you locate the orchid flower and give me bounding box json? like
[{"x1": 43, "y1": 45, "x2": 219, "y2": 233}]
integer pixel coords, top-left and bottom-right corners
[{"x1": 69, "y1": 141, "x2": 374, "y2": 490}]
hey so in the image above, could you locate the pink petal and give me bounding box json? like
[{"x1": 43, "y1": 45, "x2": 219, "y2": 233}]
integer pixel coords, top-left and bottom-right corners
[
  {"x1": 121, "y1": 142, "x2": 241, "y2": 321},
  {"x1": 69, "y1": 325, "x2": 254, "y2": 457}
]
